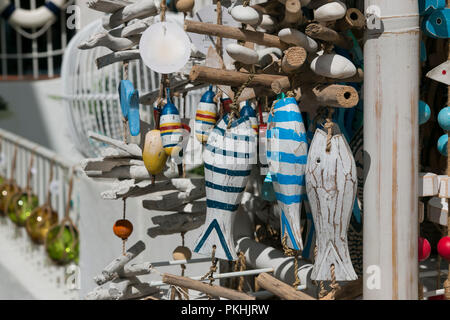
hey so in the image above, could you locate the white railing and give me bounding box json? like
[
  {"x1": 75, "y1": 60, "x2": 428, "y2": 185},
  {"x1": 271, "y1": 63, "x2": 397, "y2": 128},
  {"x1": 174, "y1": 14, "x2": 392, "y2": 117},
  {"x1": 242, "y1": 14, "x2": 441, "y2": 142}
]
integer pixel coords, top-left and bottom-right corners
[{"x1": 0, "y1": 127, "x2": 80, "y2": 299}]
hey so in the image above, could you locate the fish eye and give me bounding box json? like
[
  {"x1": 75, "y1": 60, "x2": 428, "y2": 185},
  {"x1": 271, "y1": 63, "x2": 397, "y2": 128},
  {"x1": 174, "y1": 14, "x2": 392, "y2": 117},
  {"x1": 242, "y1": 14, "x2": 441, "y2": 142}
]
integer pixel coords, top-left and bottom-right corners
[
  {"x1": 436, "y1": 18, "x2": 442, "y2": 25},
  {"x1": 316, "y1": 158, "x2": 321, "y2": 164}
]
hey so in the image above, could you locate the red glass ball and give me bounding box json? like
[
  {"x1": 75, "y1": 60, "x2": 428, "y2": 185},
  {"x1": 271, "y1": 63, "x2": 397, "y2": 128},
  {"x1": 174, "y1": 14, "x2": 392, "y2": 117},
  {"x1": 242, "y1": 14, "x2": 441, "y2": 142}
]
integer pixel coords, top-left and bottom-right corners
[
  {"x1": 418, "y1": 237, "x2": 431, "y2": 262},
  {"x1": 437, "y1": 236, "x2": 450, "y2": 261}
]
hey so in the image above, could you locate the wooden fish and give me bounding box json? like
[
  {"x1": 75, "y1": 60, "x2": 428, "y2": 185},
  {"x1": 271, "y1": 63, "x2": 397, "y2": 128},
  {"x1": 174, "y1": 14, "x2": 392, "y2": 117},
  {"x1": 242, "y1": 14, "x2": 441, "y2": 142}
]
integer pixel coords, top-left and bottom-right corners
[
  {"x1": 118, "y1": 80, "x2": 140, "y2": 136},
  {"x1": 426, "y1": 60, "x2": 450, "y2": 85},
  {"x1": 160, "y1": 88, "x2": 183, "y2": 156},
  {"x1": 267, "y1": 96, "x2": 308, "y2": 250},
  {"x1": 195, "y1": 85, "x2": 217, "y2": 144},
  {"x1": 305, "y1": 128, "x2": 358, "y2": 281},
  {"x1": 419, "y1": 0, "x2": 446, "y2": 15},
  {"x1": 194, "y1": 115, "x2": 257, "y2": 261},
  {"x1": 422, "y1": 8, "x2": 450, "y2": 38}
]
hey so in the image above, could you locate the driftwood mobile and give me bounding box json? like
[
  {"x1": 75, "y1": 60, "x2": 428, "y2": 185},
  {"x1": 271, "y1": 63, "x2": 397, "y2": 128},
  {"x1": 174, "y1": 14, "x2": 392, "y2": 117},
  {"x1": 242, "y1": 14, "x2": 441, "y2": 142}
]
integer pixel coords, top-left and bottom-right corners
[{"x1": 77, "y1": 0, "x2": 450, "y2": 300}]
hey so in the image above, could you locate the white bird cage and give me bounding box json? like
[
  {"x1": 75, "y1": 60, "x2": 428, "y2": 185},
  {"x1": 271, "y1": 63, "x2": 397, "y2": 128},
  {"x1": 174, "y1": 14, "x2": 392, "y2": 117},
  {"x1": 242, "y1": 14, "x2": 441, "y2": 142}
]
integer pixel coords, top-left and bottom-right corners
[{"x1": 61, "y1": 18, "x2": 203, "y2": 158}]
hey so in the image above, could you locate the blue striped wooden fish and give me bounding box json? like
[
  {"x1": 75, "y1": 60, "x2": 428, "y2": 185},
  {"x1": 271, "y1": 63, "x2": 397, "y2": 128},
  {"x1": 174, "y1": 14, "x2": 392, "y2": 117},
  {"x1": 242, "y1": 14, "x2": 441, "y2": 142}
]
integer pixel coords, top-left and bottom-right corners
[
  {"x1": 267, "y1": 96, "x2": 308, "y2": 250},
  {"x1": 422, "y1": 8, "x2": 450, "y2": 38},
  {"x1": 194, "y1": 114, "x2": 257, "y2": 261}
]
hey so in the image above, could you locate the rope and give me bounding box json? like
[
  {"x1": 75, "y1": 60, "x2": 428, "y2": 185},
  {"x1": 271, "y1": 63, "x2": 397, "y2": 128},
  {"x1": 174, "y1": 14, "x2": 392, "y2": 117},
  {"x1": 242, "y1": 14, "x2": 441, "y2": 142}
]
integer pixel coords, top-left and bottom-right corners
[
  {"x1": 329, "y1": 264, "x2": 340, "y2": 299},
  {"x1": 314, "y1": 246, "x2": 328, "y2": 298},
  {"x1": 281, "y1": 234, "x2": 301, "y2": 288},
  {"x1": 160, "y1": 0, "x2": 167, "y2": 22},
  {"x1": 122, "y1": 197, "x2": 127, "y2": 256},
  {"x1": 9, "y1": 146, "x2": 18, "y2": 183},
  {"x1": 200, "y1": 245, "x2": 218, "y2": 299},
  {"x1": 227, "y1": 73, "x2": 254, "y2": 129},
  {"x1": 324, "y1": 108, "x2": 335, "y2": 153},
  {"x1": 25, "y1": 153, "x2": 35, "y2": 196}
]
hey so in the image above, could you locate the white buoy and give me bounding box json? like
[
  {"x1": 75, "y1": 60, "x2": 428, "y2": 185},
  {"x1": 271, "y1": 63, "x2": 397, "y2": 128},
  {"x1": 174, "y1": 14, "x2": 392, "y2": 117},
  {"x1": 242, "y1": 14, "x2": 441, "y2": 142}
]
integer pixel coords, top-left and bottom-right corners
[
  {"x1": 310, "y1": 53, "x2": 357, "y2": 79},
  {"x1": 314, "y1": 0, "x2": 347, "y2": 22},
  {"x1": 278, "y1": 28, "x2": 318, "y2": 53},
  {"x1": 226, "y1": 43, "x2": 259, "y2": 65},
  {"x1": 230, "y1": 5, "x2": 261, "y2": 25}
]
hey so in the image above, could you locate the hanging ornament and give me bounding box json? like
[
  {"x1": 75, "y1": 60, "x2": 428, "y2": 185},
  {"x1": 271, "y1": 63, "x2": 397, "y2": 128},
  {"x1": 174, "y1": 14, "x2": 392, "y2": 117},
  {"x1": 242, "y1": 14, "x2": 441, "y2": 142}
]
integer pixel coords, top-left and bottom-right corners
[
  {"x1": 438, "y1": 106, "x2": 450, "y2": 130},
  {"x1": 0, "y1": 147, "x2": 20, "y2": 215},
  {"x1": 239, "y1": 100, "x2": 258, "y2": 134},
  {"x1": 419, "y1": 100, "x2": 431, "y2": 125},
  {"x1": 437, "y1": 236, "x2": 450, "y2": 261},
  {"x1": 266, "y1": 95, "x2": 308, "y2": 250},
  {"x1": 418, "y1": 237, "x2": 431, "y2": 262},
  {"x1": 437, "y1": 133, "x2": 448, "y2": 156},
  {"x1": 45, "y1": 171, "x2": 79, "y2": 265},
  {"x1": 193, "y1": 114, "x2": 257, "y2": 261},
  {"x1": 113, "y1": 198, "x2": 133, "y2": 255},
  {"x1": 422, "y1": 8, "x2": 450, "y2": 39},
  {"x1": 143, "y1": 130, "x2": 168, "y2": 176},
  {"x1": 160, "y1": 88, "x2": 183, "y2": 157},
  {"x1": 118, "y1": 78, "x2": 141, "y2": 137},
  {"x1": 195, "y1": 85, "x2": 218, "y2": 144},
  {"x1": 305, "y1": 122, "x2": 358, "y2": 281}
]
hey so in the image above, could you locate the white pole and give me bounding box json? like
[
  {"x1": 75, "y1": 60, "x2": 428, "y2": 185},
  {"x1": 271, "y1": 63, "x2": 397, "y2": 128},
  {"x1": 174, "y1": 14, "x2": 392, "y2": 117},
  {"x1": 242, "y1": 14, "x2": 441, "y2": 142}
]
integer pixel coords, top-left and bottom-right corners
[{"x1": 363, "y1": 0, "x2": 420, "y2": 299}]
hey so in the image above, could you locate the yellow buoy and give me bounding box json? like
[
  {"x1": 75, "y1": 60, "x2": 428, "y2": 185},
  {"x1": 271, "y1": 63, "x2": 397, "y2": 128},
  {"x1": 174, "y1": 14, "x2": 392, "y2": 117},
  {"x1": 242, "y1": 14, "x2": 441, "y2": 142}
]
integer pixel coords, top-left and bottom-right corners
[{"x1": 143, "y1": 130, "x2": 168, "y2": 175}]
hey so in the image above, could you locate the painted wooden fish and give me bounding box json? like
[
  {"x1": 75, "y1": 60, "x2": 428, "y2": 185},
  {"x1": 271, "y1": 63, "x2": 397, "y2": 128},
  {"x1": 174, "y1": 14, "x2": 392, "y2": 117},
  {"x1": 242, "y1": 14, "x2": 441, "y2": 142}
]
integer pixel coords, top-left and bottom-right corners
[
  {"x1": 419, "y1": 0, "x2": 446, "y2": 15},
  {"x1": 240, "y1": 101, "x2": 258, "y2": 134},
  {"x1": 267, "y1": 96, "x2": 308, "y2": 250},
  {"x1": 306, "y1": 128, "x2": 358, "y2": 281},
  {"x1": 426, "y1": 60, "x2": 450, "y2": 85},
  {"x1": 195, "y1": 85, "x2": 217, "y2": 144},
  {"x1": 118, "y1": 80, "x2": 140, "y2": 136},
  {"x1": 160, "y1": 88, "x2": 183, "y2": 156},
  {"x1": 194, "y1": 114, "x2": 257, "y2": 261},
  {"x1": 422, "y1": 8, "x2": 450, "y2": 38}
]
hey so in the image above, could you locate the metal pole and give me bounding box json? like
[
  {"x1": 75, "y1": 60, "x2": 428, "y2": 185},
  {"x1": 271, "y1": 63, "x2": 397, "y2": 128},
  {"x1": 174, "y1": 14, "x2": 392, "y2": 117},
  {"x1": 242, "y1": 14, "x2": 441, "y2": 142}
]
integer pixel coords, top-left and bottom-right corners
[{"x1": 363, "y1": 0, "x2": 420, "y2": 299}]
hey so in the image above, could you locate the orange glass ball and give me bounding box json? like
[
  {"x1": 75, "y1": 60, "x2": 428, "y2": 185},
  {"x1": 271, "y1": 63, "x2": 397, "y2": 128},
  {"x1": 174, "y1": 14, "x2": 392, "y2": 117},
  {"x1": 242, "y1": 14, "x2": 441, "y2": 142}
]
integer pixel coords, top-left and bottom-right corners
[{"x1": 113, "y1": 219, "x2": 133, "y2": 240}]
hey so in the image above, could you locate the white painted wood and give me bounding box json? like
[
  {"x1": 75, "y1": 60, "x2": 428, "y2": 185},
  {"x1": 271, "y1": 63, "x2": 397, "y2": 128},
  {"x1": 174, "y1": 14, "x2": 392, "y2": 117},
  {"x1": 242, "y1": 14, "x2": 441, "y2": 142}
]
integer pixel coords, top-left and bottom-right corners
[
  {"x1": 427, "y1": 197, "x2": 448, "y2": 226},
  {"x1": 438, "y1": 175, "x2": 450, "y2": 198},
  {"x1": 230, "y1": 5, "x2": 261, "y2": 25},
  {"x1": 148, "y1": 212, "x2": 206, "y2": 237},
  {"x1": 88, "y1": 131, "x2": 142, "y2": 157},
  {"x1": 310, "y1": 53, "x2": 357, "y2": 79},
  {"x1": 306, "y1": 129, "x2": 357, "y2": 281},
  {"x1": 85, "y1": 165, "x2": 151, "y2": 179},
  {"x1": 78, "y1": 31, "x2": 140, "y2": 52},
  {"x1": 81, "y1": 157, "x2": 144, "y2": 172},
  {"x1": 96, "y1": 50, "x2": 141, "y2": 69},
  {"x1": 108, "y1": 0, "x2": 159, "y2": 29},
  {"x1": 87, "y1": 0, "x2": 133, "y2": 13},
  {"x1": 278, "y1": 28, "x2": 318, "y2": 52},
  {"x1": 419, "y1": 172, "x2": 439, "y2": 197},
  {"x1": 426, "y1": 60, "x2": 450, "y2": 86},
  {"x1": 313, "y1": 0, "x2": 347, "y2": 22},
  {"x1": 226, "y1": 43, "x2": 259, "y2": 64}
]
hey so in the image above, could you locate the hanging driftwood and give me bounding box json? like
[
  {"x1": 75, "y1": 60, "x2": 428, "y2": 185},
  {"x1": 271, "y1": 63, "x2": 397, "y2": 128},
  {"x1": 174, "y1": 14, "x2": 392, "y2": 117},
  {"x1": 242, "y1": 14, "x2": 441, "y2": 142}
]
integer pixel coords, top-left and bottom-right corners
[
  {"x1": 419, "y1": 172, "x2": 439, "y2": 197},
  {"x1": 305, "y1": 23, "x2": 352, "y2": 50},
  {"x1": 87, "y1": 0, "x2": 132, "y2": 13},
  {"x1": 88, "y1": 132, "x2": 142, "y2": 157},
  {"x1": 85, "y1": 165, "x2": 152, "y2": 180},
  {"x1": 147, "y1": 211, "x2": 206, "y2": 237},
  {"x1": 306, "y1": 129, "x2": 358, "y2": 281},
  {"x1": 81, "y1": 157, "x2": 144, "y2": 172},
  {"x1": 108, "y1": 0, "x2": 159, "y2": 29},
  {"x1": 100, "y1": 147, "x2": 136, "y2": 159},
  {"x1": 78, "y1": 31, "x2": 140, "y2": 51},
  {"x1": 281, "y1": 46, "x2": 307, "y2": 73},
  {"x1": 100, "y1": 179, "x2": 173, "y2": 199},
  {"x1": 96, "y1": 50, "x2": 141, "y2": 69},
  {"x1": 256, "y1": 273, "x2": 316, "y2": 300}
]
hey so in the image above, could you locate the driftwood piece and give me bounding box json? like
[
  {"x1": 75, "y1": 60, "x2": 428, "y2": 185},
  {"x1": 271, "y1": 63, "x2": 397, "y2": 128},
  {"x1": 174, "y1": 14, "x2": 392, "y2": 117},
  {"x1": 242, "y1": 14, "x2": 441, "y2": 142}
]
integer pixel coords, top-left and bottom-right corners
[
  {"x1": 190, "y1": 66, "x2": 286, "y2": 89},
  {"x1": 94, "y1": 241, "x2": 146, "y2": 285},
  {"x1": 301, "y1": 84, "x2": 359, "y2": 108},
  {"x1": 101, "y1": 147, "x2": 136, "y2": 159},
  {"x1": 141, "y1": 183, "x2": 205, "y2": 211},
  {"x1": 88, "y1": 131, "x2": 142, "y2": 157},
  {"x1": 305, "y1": 23, "x2": 352, "y2": 50},
  {"x1": 162, "y1": 273, "x2": 256, "y2": 300},
  {"x1": 78, "y1": 31, "x2": 140, "y2": 51},
  {"x1": 184, "y1": 20, "x2": 289, "y2": 50},
  {"x1": 438, "y1": 175, "x2": 450, "y2": 198},
  {"x1": 122, "y1": 262, "x2": 153, "y2": 277},
  {"x1": 87, "y1": 0, "x2": 132, "y2": 13},
  {"x1": 321, "y1": 278, "x2": 363, "y2": 300},
  {"x1": 427, "y1": 197, "x2": 448, "y2": 226},
  {"x1": 122, "y1": 18, "x2": 153, "y2": 37},
  {"x1": 100, "y1": 179, "x2": 174, "y2": 199},
  {"x1": 419, "y1": 172, "x2": 439, "y2": 197},
  {"x1": 81, "y1": 158, "x2": 144, "y2": 172},
  {"x1": 86, "y1": 277, "x2": 159, "y2": 300},
  {"x1": 86, "y1": 165, "x2": 152, "y2": 180},
  {"x1": 256, "y1": 273, "x2": 316, "y2": 300},
  {"x1": 147, "y1": 211, "x2": 206, "y2": 237},
  {"x1": 281, "y1": 46, "x2": 307, "y2": 73},
  {"x1": 96, "y1": 50, "x2": 141, "y2": 69},
  {"x1": 109, "y1": 0, "x2": 159, "y2": 29},
  {"x1": 306, "y1": 129, "x2": 358, "y2": 281},
  {"x1": 335, "y1": 8, "x2": 366, "y2": 31}
]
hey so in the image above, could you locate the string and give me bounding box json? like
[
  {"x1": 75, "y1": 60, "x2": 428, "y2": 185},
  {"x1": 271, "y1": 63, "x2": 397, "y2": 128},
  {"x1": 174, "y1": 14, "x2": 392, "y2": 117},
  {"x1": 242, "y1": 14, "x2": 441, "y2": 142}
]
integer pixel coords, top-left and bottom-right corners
[
  {"x1": 324, "y1": 108, "x2": 335, "y2": 153},
  {"x1": 314, "y1": 246, "x2": 328, "y2": 298},
  {"x1": 215, "y1": 0, "x2": 222, "y2": 59},
  {"x1": 9, "y1": 146, "x2": 18, "y2": 184},
  {"x1": 200, "y1": 245, "x2": 218, "y2": 299},
  {"x1": 122, "y1": 197, "x2": 127, "y2": 256},
  {"x1": 122, "y1": 61, "x2": 129, "y2": 144}
]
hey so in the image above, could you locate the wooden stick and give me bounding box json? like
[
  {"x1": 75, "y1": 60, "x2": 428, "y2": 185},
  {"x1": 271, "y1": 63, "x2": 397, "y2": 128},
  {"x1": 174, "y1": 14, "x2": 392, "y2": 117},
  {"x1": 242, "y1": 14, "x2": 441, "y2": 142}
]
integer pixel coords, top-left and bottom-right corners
[
  {"x1": 190, "y1": 66, "x2": 286, "y2": 88},
  {"x1": 302, "y1": 84, "x2": 359, "y2": 108},
  {"x1": 162, "y1": 273, "x2": 256, "y2": 300},
  {"x1": 335, "y1": 8, "x2": 366, "y2": 32},
  {"x1": 305, "y1": 23, "x2": 352, "y2": 50},
  {"x1": 96, "y1": 50, "x2": 141, "y2": 69},
  {"x1": 147, "y1": 211, "x2": 206, "y2": 237},
  {"x1": 85, "y1": 165, "x2": 151, "y2": 180},
  {"x1": 81, "y1": 158, "x2": 144, "y2": 172},
  {"x1": 184, "y1": 20, "x2": 289, "y2": 50},
  {"x1": 87, "y1": 0, "x2": 132, "y2": 13},
  {"x1": 88, "y1": 131, "x2": 142, "y2": 157},
  {"x1": 281, "y1": 46, "x2": 307, "y2": 73},
  {"x1": 256, "y1": 272, "x2": 316, "y2": 300},
  {"x1": 109, "y1": 0, "x2": 158, "y2": 29}
]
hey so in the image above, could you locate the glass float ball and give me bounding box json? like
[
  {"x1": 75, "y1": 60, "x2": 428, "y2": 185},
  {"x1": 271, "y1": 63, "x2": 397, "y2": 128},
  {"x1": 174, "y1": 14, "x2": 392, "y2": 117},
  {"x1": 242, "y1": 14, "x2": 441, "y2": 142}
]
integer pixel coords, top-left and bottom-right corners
[
  {"x1": 8, "y1": 193, "x2": 39, "y2": 226},
  {"x1": 113, "y1": 219, "x2": 133, "y2": 240},
  {"x1": 438, "y1": 106, "x2": 450, "y2": 131},
  {"x1": 26, "y1": 206, "x2": 58, "y2": 244},
  {"x1": 46, "y1": 225, "x2": 79, "y2": 265},
  {"x1": 419, "y1": 101, "x2": 431, "y2": 125},
  {"x1": 0, "y1": 183, "x2": 20, "y2": 215},
  {"x1": 437, "y1": 236, "x2": 450, "y2": 261},
  {"x1": 437, "y1": 134, "x2": 448, "y2": 156},
  {"x1": 418, "y1": 237, "x2": 431, "y2": 262}
]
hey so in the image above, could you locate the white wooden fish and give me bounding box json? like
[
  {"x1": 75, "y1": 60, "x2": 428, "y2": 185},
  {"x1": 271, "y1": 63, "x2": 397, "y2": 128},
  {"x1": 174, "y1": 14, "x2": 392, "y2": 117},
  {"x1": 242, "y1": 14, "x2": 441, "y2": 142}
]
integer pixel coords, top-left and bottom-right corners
[
  {"x1": 426, "y1": 60, "x2": 450, "y2": 85},
  {"x1": 306, "y1": 128, "x2": 358, "y2": 281}
]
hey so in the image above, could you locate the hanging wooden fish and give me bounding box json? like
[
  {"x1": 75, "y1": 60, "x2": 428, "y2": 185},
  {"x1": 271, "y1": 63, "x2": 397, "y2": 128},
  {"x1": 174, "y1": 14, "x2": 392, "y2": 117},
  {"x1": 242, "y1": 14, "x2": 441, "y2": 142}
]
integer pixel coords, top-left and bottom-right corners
[
  {"x1": 195, "y1": 85, "x2": 217, "y2": 144},
  {"x1": 419, "y1": 0, "x2": 446, "y2": 15},
  {"x1": 267, "y1": 96, "x2": 308, "y2": 250},
  {"x1": 118, "y1": 80, "x2": 140, "y2": 136},
  {"x1": 426, "y1": 60, "x2": 450, "y2": 85},
  {"x1": 240, "y1": 101, "x2": 258, "y2": 134},
  {"x1": 305, "y1": 128, "x2": 358, "y2": 281},
  {"x1": 160, "y1": 88, "x2": 183, "y2": 157},
  {"x1": 422, "y1": 8, "x2": 450, "y2": 38},
  {"x1": 193, "y1": 115, "x2": 257, "y2": 261}
]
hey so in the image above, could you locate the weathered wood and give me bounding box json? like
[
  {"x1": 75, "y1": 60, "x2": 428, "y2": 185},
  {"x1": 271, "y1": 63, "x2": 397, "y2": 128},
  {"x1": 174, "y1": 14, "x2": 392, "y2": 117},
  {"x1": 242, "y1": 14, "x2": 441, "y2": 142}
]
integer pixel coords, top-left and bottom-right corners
[
  {"x1": 281, "y1": 46, "x2": 307, "y2": 73},
  {"x1": 96, "y1": 50, "x2": 141, "y2": 69},
  {"x1": 87, "y1": 0, "x2": 132, "y2": 13},
  {"x1": 321, "y1": 278, "x2": 363, "y2": 300},
  {"x1": 335, "y1": 8, "x2": 366, "y2": 31},
  {"x1": 306, "y1": 129, "x2": 358, "y2": 281},
  {"x1": 162, "y1": 273, "x2": 256, "y2": 300},
  {"x1": 86, "y1": 165, "x2": 152, "y2": 180},
  {"x1": 94, "y1": 241, "x2": 146, "y2": 285},
  {"x1": 78, "y1": 31, "x2": 140, "y2": 51},
  {"x1": 419, "y1": 172, "x2": 439, "y2": 197},
  {"x1": 109, "y1": 0, "x2": 158, "y2": 29},
  {"x1": 147, "y1": 211, "x2": 206, "y2": 237},
  {"x1": 81, "y1": 157, "x2": 144, "y2": 172},
  {"x1": 190, "y1": 66, "x2": 286, "y2": 89},
  {"x1": 100, "y1": 179, "x2": 173, "y2": 200},
  {"x1": 428, "y1": 197, "x2": 448, "y2": 226},
  {"x1": 88, "y1": 131, "x2": 142, "y2": 157},
  {"x1": 256, "y1": 272, "x2": 316, "y2": 300},
  {"x1": 122, "y1": 262, "x2": 153, "y2": 277},
  {"x1": 438, "y1": 175, "x2": 450, "y2": 198},
  {"x1": 184, "y1": 20, "x2": 289, "y2": 50},
  {"x1": 305, "y1": 23, "x2": 352, "y2": 50},
  {"x1": 301, "y1": 84, "x2": 359, "y2": 108},
  {"x1": 122, "y1": 18, "x2": 153, "y2": 37},
  {"x1": 100, "y1": 147, "x2": 136, "y2": 159}
]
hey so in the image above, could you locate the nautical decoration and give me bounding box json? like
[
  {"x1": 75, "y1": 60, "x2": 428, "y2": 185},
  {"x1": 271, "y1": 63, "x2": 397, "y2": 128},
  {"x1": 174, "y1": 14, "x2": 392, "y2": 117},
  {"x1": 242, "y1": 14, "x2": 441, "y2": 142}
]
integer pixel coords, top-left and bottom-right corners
[
  {"x1": 310, "y1": 54, "x2": 357, "y2": 79},
  {"x1": 143, "y1": 130, "x2": 168, "y2": 175},
  {"x1": 26, "y1": 205, "x2": 58, "y2": 244},
  {"x1": 240, "y1": 101, "x2": 258, "y2": 134},
  {"x1": 419, "y1": 100, "x2": 431, "y2": 125},
  {"x1": 437, "y1": 236, "x2": 450, "y2": 261},
  {"x1": 437, "y1": 134, "x2": 448, "y2": 156},
  {"x1": 193, "y1": 115, "x2": 257, "y2": 261},
  {"x1": 266, "y1": 96, "x2": 308, "y2": 250},
  {"x1": 278, "y1": 28, "x2": 318, "y2": 53},
  {"x1": 195, "y1": 85, "x2": 217, "y2": 144},
  {"x1": 118, "y1": 80, "x2": 140, "y2": 136},
  {"x1": 139, "y1": 21, "x2": 191, "y2": 74},
  {"x1": 306, "y1": 128, "x2": 358, "y2": 281},
  {"x1": 438, "y1": 106, "x2": 450, "y2": 130},
  {"x1": 160, "y1": 89, "x2": 183, "y2": 157},
  {"x1": 313, "y1": 1, "x2": 347, "y2": 22},
  {"x1": 8, "y1": 192, "x2": 39, "y2": 226},
  {"x1": 226, "y1": 43, "x2": 259, "y2": 65},
  {"x1": 422, "y1": 8, "x2": 450, "y2": 38},
  {"x1": 426, "y1": 60, "x2": 450, "y2": 85},
  {"x1": 419, "y1": 0, "x2": 446, "y2": 15},
  {"x1": 230, "y1": 5, "x2": 261, "y2": 25},
  {"x1": 418, "y1": 237, "x2": 431, "y2": 262},
  {"x1": 113, "y1": 219, "x2": 133, "y2": 240},
  {"x1": 175, "y1": 0, "x2": 194, "y2": 13}
]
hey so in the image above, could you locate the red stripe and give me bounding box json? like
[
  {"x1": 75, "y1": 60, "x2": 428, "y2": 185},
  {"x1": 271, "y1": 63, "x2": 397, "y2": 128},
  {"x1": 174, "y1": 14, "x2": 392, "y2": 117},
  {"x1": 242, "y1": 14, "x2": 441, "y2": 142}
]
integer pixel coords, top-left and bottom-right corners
[
  {"x1": 196, "y1": 113, "x2": 216, "y2": 120},
  {"x1": 160, "y1": 125, "x2": 182, "y2": 130}
]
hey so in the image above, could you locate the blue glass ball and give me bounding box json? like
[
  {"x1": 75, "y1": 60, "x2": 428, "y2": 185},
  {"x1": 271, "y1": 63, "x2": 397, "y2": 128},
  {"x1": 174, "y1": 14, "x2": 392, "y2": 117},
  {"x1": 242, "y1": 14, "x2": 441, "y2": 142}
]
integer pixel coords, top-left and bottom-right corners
[
  {"x1": 437, "y1": 134, "x2": 448, "y2": 157},
  {"x1": 419, "y1": 100, "x2": 431, "y2": 125},
  {"x1": 438, "y1": 106, "x2": 450, "y2": 131}
]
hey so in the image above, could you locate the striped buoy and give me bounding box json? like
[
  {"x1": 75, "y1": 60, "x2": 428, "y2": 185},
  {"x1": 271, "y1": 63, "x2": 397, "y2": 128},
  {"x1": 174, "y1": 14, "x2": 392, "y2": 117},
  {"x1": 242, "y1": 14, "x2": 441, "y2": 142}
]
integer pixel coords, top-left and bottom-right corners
[
  {"x1": 195, "y1": 85, "x2": 217, "y2": 144},
  {"x1": 160, "y1": 88, "x2": 183, "y2": 156},
  {"x1": 193, "y1": 114, "x2": 257, "y2": 261},
  {"x1": 240, "y1": 100, "x2": 258, "y2": 134},
  {"x1": 267, "y1": 96, "x2": 308, "y2": 250}
]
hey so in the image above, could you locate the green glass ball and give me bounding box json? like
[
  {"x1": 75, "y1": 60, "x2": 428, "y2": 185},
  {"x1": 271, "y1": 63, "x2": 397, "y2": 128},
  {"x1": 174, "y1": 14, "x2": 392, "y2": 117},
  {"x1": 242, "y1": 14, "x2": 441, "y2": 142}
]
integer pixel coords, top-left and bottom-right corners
[
  {"x1": 46, "y1": 225, "x2": 79, "y2": 265},
  {"x1": 0, "y1": 183, "x2": 20, "y2": 215},
  {"x1": 8, "y1": 193, "x2": 39, "y2": 226},
  {"x1": 26, "y1": 206, "x2": 58, "y2": 244}
]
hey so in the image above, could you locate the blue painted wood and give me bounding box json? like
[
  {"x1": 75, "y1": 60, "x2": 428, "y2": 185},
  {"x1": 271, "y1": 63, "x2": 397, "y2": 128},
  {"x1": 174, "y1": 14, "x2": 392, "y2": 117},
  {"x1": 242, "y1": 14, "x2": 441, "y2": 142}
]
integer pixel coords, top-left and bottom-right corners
[
  {"x1": 160, "y1": 88, "x2": 183, "y2": 156},
  {"x1": 128, "y1": 90, "x2": 140, "y2": 136},
  {"x1": 422, "y1": 8, "x2": 450, "y2": 39},
  {"x1": 419, "y1": 0, "x2": 446, "y2": 15},
  {"x1": 118, "y1": 80, "x2": 134, "y2": 119}
]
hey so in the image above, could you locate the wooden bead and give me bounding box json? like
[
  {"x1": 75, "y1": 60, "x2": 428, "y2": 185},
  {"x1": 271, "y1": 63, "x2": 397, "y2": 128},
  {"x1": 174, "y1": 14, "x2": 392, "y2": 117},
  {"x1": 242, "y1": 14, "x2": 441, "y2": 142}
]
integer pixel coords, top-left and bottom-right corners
[
  {"x1": 172, "y1": 246, "x2": 192, "y2": 260},
  {"x1": 113, "y1": 219, "x2": 133, "y2": 240}
]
